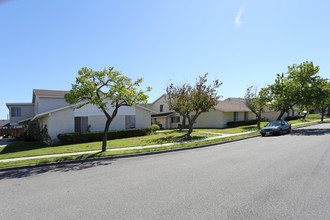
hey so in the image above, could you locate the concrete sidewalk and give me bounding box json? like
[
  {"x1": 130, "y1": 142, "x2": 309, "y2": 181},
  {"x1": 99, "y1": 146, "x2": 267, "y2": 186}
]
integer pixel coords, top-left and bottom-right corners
[{"x1": 0, "y1": 119, "x2": 325, "y2": 163}]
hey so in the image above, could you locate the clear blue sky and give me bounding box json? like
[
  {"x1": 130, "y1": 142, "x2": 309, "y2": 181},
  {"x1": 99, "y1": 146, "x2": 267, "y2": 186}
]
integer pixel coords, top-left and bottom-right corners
[{"x1": 1, "y1": 0, "x2": 329, "y2": 119}]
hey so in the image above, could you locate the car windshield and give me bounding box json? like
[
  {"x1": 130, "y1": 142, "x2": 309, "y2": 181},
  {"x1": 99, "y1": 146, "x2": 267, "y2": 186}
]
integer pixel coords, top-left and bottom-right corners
[{"x1": 266, "y1": 121, "x2": 282, "y2": 127}]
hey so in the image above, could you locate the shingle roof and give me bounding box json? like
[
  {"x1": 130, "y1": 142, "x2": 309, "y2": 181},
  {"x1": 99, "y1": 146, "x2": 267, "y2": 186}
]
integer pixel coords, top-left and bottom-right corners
[
  {"x1": 0, "y1": 120, "x2": 9, "y2": 127},
  {"x1": 215, "y1": 101, "x2": 250, "y2": 112}
]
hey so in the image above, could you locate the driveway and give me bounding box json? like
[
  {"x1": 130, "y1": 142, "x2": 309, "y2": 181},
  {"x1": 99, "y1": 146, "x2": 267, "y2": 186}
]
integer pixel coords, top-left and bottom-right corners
[{"x1": 0, "y1": 138, "x2": 11, "y2": 148}]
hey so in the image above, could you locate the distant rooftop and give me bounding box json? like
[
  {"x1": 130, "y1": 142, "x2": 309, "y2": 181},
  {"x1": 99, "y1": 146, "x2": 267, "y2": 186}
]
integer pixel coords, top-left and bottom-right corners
[
  {"x1": 0, "y1": 120, "x2": 9, "y2": 127},
  {"x1": 215, "y1": 101, "x2": 250, "y2": 112},
  {"x1": 33, "y1": 89, "x2": 69, "y2": 97},
  {"x1": 32, "y1": 89, "x2": 69, "y2": 103}
]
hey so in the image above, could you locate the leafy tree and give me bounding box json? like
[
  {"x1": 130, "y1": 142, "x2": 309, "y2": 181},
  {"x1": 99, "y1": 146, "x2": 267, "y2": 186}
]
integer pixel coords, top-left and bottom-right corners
[
  {"x1": 267, "y1": 73, "x2": 297, "y2": 120},
  {"x1": 166, "y1": 73, "x2": 222, "y2": 137},
  {"x1": 313, "y1": 77, "x2": 330, "y2": 121},
  {"x1": 245, "y1": 86, "x2": 269, "y2": 129},
  {"x1": 268, "y1": 62, "x2": 321, "y2": 120},
  {"x1": 287, "y1": 61, "x2": 320, "y2": 119},
  {"x1": 65, "y1": 67, "x2": 151, "y2": 152}
]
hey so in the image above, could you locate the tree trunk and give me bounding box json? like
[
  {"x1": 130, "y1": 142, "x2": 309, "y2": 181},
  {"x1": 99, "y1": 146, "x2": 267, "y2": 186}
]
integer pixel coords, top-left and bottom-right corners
[
  {"x1": 303, "y1": 112, "x2": 308, "y2": 120},
  {"x1": 182, "y1": 115, "x2": 186, "y2": 129},
  {"x1": 321, "y1": 108, "x2": 325, "y2": 122},
  {"x1": 102, "y1": 119, "x2": 111, "y2": 152},
  {"x1": 257, "y1": 114, "x2": 261, "y2": 129},
  {"x1": 277, "y1": 111, "x2": 285, "y2": 121},
  {"x1": 187, "y1": 122, "x2": 193, "y2": 138}
]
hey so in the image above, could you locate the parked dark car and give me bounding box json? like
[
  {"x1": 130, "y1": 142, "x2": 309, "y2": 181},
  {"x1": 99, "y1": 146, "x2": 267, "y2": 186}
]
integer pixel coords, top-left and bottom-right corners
[{"x1": 260, "y1": 120, "x2": 291, "y2": 136}]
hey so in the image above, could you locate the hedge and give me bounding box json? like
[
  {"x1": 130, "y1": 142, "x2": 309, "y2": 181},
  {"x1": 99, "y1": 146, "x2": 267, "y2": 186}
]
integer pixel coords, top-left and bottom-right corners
[
  {"x1": 227, "y1": 119, "x2": 258, "y2": 128},
  {"x1": 57, "y1": 128, "x2": 151, "y2": 145},
  {"x1": 284, "y1": 115, "x2": 303, "y2": 121}
]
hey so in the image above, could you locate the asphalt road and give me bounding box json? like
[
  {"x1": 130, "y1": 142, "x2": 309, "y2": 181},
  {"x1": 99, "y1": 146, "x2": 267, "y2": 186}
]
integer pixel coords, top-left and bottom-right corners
[{"x1": 1, "y1": 123, "x2": 330, "y2": 220}]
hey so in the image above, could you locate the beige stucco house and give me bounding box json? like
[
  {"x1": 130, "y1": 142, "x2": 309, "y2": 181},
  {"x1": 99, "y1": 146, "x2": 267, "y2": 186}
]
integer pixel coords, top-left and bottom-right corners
[
  {"x1": 147, "y1": 95, "x2": 298, "y2": 129},
  {"x1": 6, "y1": 89, "x2": 152, "y2": 142},
  {"x1": 146, "y1": 95, "x2": 255, "y2": 129}
]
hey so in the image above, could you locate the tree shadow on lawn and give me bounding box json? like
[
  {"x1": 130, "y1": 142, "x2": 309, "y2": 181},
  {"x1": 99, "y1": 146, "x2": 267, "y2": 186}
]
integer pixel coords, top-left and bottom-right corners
[
  {"x1": 0, "y1": 141, "x2": 50, "y2": 155},
  {"x1": 0, "y1": 152, "x2": 114, "y2": 180},
  {"x1": 147, "y1": 134, "x2": 208, "y2": 145}
]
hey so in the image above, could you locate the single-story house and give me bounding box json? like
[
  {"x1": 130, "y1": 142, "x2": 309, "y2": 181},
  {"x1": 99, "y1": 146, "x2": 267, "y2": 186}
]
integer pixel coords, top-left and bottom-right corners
[{"x1": 146, "y1": 95, "x2": 298, "y2": 129}]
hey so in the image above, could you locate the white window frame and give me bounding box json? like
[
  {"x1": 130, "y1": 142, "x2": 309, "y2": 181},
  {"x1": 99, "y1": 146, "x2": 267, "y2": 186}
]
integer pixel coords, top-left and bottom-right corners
[
  {"x1": 11, "y1": 107, "x2": 22, "y2": 117},
  {"x1": 171, "y1": 116, "x2": 180, "y2": 123},
  {"x1": 74, "y1": 117, "x2": 88, "y2": 133},
  {"x1": 244, "y1": 112, "x2": 248, "y2": 121}
]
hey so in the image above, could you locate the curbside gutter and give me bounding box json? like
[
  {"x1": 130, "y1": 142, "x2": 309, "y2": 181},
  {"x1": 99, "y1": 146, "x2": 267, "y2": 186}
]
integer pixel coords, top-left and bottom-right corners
[
  {"x1": 0, "y1": 135, "x2": 260, "y2": 172},
  {"x1": 0, "y1": 121, "x2": 326, "y2": 172}
]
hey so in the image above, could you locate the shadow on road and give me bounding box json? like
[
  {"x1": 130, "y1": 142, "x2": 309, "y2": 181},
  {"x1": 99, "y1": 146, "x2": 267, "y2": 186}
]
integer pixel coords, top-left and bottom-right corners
[
  {"x1": 0, "y1": 159, "x2": 113, "y2": 180},
  {"x1": 291, "y1": 128, "x2": 330, "y2": 136}
]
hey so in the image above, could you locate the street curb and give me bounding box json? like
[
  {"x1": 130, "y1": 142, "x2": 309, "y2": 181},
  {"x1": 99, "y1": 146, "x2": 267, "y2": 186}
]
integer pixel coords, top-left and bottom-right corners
[
  {"x1": 0, "y1": 121, "x2": 326, "y2": 172},
  {"x1": 0, "y1": 134, "x2": 260, "y2": 172}
]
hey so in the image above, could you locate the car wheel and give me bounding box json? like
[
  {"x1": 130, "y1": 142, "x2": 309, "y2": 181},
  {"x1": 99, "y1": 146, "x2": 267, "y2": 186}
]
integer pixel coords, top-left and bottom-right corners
[
  {"x1": 279, "y1": 129, "x2": 283, "y2": 135},
  {"x1": 288, "y1": 127, "x2": 291, "y2": 133},
  {"x1": 261, "y1": 133, "x2": 265, "y2": 137}
]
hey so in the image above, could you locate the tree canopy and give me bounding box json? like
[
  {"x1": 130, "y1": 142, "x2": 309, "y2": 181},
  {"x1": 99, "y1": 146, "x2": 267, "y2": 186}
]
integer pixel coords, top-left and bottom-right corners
[
  {"x1": 65, "y1": 67, "x2": 151, "y2": 151},
  {"x1": 245, "y1": 86, "x2": 269, "y2": 129},
  {"x1": 166, "y1": 73, "x2": 222, "y2": 136}
]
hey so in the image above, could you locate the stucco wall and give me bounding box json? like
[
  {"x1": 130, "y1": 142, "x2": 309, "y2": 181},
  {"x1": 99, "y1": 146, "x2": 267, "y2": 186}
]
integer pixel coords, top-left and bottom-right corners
[
  {"x1": 9, "y1": 104, "x2": 35, "y2": 125},
  {"x1": 135, "y1": 107, "x2": 151, "y2": 129},
  {"x1": 194, "y1": 110, "x2": 224, "y2": 128},
  {"x1": 152, "y1": 95, "x2": 170, "y2": 113},
  {"x1": 88, "y1": 115, "x2": 125, "y2": 131},
  {"x1": 37, "y1": 97, "x2": 69, "y2": 114},
  {"x1": 42, "y1": 107, "x2": 75, "y2": 141},
  {"x1": 262, "y1": 110, "x2": 297, "y2": 121},
  {"x1": 262, "y1": 111, "x2": 281, "y2": 121},
  {"x1": 74, "y1": 102, "x2": 136, "y2": 117}
]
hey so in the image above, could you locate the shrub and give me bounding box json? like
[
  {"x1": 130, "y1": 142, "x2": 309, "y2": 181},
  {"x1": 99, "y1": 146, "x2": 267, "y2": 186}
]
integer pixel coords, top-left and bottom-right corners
[
  {"x1": 284, "y1": 115, "x2": 303, "y2": 121},
  {"x1": 227, "y1": 120, "x2": 258, "y2": 128},
  {"x1": 17, "y1": 124, "x2": 50, "y2": 142},
  {"x1": 151, "y1": 124, "x2": 160, "y2": 133},
  {"x1": 57, "y1": 128, "x2": 151, "y2": 145}
]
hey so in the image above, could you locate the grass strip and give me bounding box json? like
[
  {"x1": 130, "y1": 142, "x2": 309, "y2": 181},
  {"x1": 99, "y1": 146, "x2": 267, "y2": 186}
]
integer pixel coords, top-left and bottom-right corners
[{"x1": 0, "y1": 132, "x2": 258, "y2": 169}]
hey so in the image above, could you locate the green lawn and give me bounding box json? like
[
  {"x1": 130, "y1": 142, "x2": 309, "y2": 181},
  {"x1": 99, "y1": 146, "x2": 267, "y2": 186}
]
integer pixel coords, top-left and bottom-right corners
[
  {"x1": 0, "y1": 132, "x2": 259, "y2": 169},
  {"x1": 0, "y1": 131, "x2": 217, "y2": 160},
  {"x1": 0, "y1": 114, "x2": 326, "y2": 169}
]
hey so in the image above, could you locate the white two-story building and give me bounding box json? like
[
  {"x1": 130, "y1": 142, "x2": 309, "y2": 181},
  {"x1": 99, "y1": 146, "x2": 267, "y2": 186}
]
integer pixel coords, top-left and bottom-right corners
[{"x1": 6, "y1": 89, "x2": 152, "y2": 142}]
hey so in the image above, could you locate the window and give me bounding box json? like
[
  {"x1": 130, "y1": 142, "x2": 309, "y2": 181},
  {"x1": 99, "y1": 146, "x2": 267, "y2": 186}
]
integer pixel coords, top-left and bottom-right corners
[
  {"x1": 160, "y1": 104, "x2": 164, "y2": 112},
  {"x1": 244, "y1": 112, "x2": 248, "y2": 121},
  {"x1": 171, "y1": 116, "x2": 180, "y2": 123},
  {"x1": 75, "y1": 117, "x2": 88, "y2": 133},
  {"x1": 233, "y1": 112, "x2": 238, "y2": 121},
  {"x1": 11, "y1": 107, "x2": 21, "y2": 117},
  {"x1": 125, "y1": 115, "x2": 136, "y2": 129}
]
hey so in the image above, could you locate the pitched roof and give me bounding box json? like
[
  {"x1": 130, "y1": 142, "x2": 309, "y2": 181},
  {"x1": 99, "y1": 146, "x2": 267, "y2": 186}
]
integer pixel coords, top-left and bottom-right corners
[
  {"x1": 215, "y1": 101, "x2": 250, "y2": 112},
  {"x1": 32, "y1": 89, "x2": 69, "y2": 103},
  {"x1": 31, "y1": 101, "x2": 153, "y2": 121},
  {"x1": 0, "y1": 120, "x2": 9, "y2": 127},
  {"x1": 151, "y1": 112, "x2": 175, "y2": 118},
  {"x1": 33, "y1": 89, "x2": 69, "y2": 97}
]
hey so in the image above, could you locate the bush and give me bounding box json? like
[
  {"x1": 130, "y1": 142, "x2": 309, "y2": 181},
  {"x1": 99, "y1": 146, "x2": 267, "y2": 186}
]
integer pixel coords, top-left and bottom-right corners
[
  {"x1": 17, "y1": 124, "x2": 50, "y2": 142},
  {"x1": 227, "y1": 120, "x2": 258, "y2": 128},
  {"x1": 284, "y1": 115, "x2": 303, "y2": 121},
  {"x1": 57, "y1": 128, "x2": 152, "y2": 145},
  {"x1": 151, "y1": 124, "x2": 160, "y2": 133}
]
